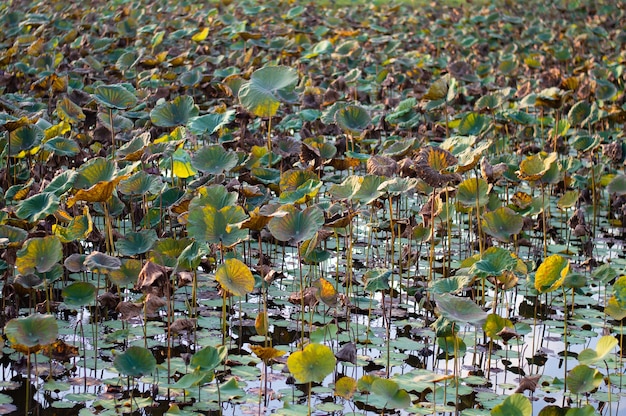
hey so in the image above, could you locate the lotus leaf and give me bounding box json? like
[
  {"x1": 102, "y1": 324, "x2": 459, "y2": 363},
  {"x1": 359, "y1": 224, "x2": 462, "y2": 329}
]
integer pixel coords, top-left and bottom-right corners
[
  {"x1": 268, "y1": 204, "x2": 324, "y2": 244},
  {"x1": 534, "y1": 254, "x2": 569, "y2": 294},
  {"x1": 190, "y1": 345, "x2": 227, "y2": 372},
  {"x1": 53, "y1": 206, "x2": 93, "y2": 243},
  {"x1": 83, "y1": 251, "x2": 121, "y2": 273},
  {"x1": 335, "y1": 104, "x2": 370, "y2": 135},
  {"x1": 170, "y1": 148, "x2": 198, "y2": 178},
  {"x1": 334, "y1": 376, "x2": 357, "y2": 399},
  {"x1": 239, "y1": 66, "x2": 299, "y2": 118},
  {"x1": 113, "y1": 346, "x2": 156, "y2": 378},
  {"x1": 187, "y1": 110, "x2": 235, "y2": 135},
  {"x1": 116, "y1": 229, "x2": 158, "y2": 256},
  {"x1": 191, "y1": 145, "x2": 238, "y2": 174},
  {"x1": 5, "y1": 314, "x2": 58, "y2": 353},
  {"x1": 567, "y1": 364, "x2": 603, "y2": 394},
  {"x1": 43, "y1": 137, "x2": 80, "y2": 157},
  {"x1": 93, "y1": 84, "x2": 137, "y2": 110},
  {"x1": 491, "y1": 393, "x2": 531, "y2": 416},
  {"x1": 481, "y1": 207, "x2": 524, "y2": 242},
  {"x1": 118, "y1": 171, "x2": 163, "y2": 195},
  {"x1": 15, "y1": 192, "x2": 59, "y2": 222},
  {"x1": 62, "y1": 282, "x2": 97, "y2": 307},
  {"x1": 457, "y1": 177, "x2": 489, "y2": 208},
  {"x1": 370, "y1": 378, "x2": 411, "y2": 409},
  {"x1": 483, "y1": 313, "x2": 514, "y2": 340},
  {"x1": 16, "y1": 236, "x2": 62, "y2": 275},
  {"x1": 287, "y1": 343, "x2": 336, "y2": 384},
  {"x1": 187, "y1": 205, "x2": 248, "y2": 247},
  {"x1": 8, "y1": 124, "x2": 43, "y2": 157},
  {"x1": 215, "y1": 258, "x2": 254, "y2": 297},
  {"x1": 151, "y1": 96, "x2": 199, "y2": 127},
  {"x1": 577, "y1": 335, "x2": 618, "y2": 366},
  {"x1": 434, "y1": 293, "x2": 487, "y2": 325}
]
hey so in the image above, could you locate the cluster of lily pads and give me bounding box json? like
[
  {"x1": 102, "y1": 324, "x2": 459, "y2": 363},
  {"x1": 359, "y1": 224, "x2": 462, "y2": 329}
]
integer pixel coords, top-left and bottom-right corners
[{"x1": 1, "y1": 0, "x2": 626, "y2": 415}]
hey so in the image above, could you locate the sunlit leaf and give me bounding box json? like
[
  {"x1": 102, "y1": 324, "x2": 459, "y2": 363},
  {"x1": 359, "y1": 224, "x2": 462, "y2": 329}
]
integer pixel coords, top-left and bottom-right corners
[
  {"x1": 250, "y1": 345, "x2": 285, "y2": 362},
  {"x1": 187, "y1": 205, "x2": 248, "y2": 247},
  {"x1": 215, "y1": 258, "x2": 254, "y2": 297},
  {"x1": 171, "y1": 147, "x2": 198, "y2": 178},
  {"x1": 491, "y1": 393, "x2": 531, "y2": 416},
  {"x1": 457, "y1": 177, "x2": 489, "y2": 208},
  {"x1": 567, "y1": 364, "x2": 603, "y2": 394},
  {"x1": 535, "y1": 254, "x2": 569, "y2": 294},
  {"x1": 268, "y1": 205, "x2": 324, "y2": 244},
  {"x1": 16, "y1": 236, "x2": 62, "y2": 275},
  {"x1": 483, "y1": 313, "x2": 514, "y2": 340},
  {"x1": 578, "y1": 335, "x2": 618, "y2": 365},
  {"x1": 239, "y1": 66, "x2": 299, "y2": 118},
  {"x1": 53, "y1": 206, "x2": 92, "y2": 243},
  {"x1": 287, "y1": 343, "x2": 336, "y2": 383},
  {"x1": 190, "y1": 345, "x2": 227, "y2": 372}
]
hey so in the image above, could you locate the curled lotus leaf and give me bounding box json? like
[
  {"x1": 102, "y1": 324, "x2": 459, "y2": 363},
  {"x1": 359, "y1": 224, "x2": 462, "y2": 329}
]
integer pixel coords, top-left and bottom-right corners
[
  {"x1": 367, "y1": 155, "x2": 398, "y2": 177},
  {"x1": 74, "y1": 157, "x2": 117, "y2": 189},
  {"x1": 43, "y1": 137, "x2": 80, "y2": 157},
  {"x1": 415, "y1": 146, "x2": 461, "y2": 187},
  {"x1": 187, "y1": 109, "x2": 235, "y2": 135},
  {"x1": 516, "y1": 152, "x2": 558, "y2": 181},
  {"x1": 335, "y1": 104, "x2": 371, "y2": 135},
  {"x1": 534, "y1": 254, "x2": 569, "y2": 294},
  {"x1": 84, "y1": 251, "x2": 122, "y2": 273},
  {"x1": 16, "y1": 192, "x2": 59, "y2": 223},
  {"x1": 9, "y1": 124, "x2": 43, "y2": 157},
  {"x1": 187, "y1": 205, "x2": 248, "y2": 247}
]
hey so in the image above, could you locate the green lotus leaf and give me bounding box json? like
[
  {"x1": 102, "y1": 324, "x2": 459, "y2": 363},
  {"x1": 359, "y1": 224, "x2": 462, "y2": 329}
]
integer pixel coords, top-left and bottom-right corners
[
  {"x1": 15, "y1": 192, "x2": 59, "y2": 223},
  {"x1": 287, "y1": 343, "x2": 336, "y2": 384},
  {"x1": 430, "y1": 275, "x2": 472, "y2": 295},
  {"x1": 491, "y1": 393, "x2": 531, "y2": 416},
  {"x1": 378, "y1": 177, "x2": 418, "y2": 196},
  {"x1": 62, "y1": 281, "x2": 97, "y2": 307},
  {"x1": 595, "y1": 79, "x2": 617, "y2": 101},
  {"x1": 191, "y1": 144, "x2": 239, "y2": 174},
  {"x1": 268, "y1": 204, "x2": 324, "y2": 244},
  {"x1": 187, "y1": 205, "x2": 248, "y2": 247},
  {"x1": 16, "y1": 236, "x2": 62, "y2": 275},
  {"x1": 577, "y1": 335, "x2": 618, "y2": 365},
  {"x1": 614, "y1": 276, "x2": 626, "y2": 308},
  {"x1": 239, "y1": 66, "x2": 299, "y2": 118},
  {"x1": 9, "y1": 124, "x2": 43, "y2": 157},
  {"x1": 108, "y1": 258, "x2": 142, "y2": 287},
  {"x1": 437, "y1": 334, "x2": 466, "y2": 356},
  {"x1": 43, "y1": 137, "x2": 80, "y2": 157},
  {"x1": 190, "y1": 345, "x2": 227, "y2": 372},
  {"x1": 352, "y1": 175, "x2": 384, "y2": 204},
  {"x1": 5, "y1": 314, "x2": 58, "y2": 351},
  {"x1": 279, "y1": 169, "x2": 318, "y2": 194},
  {"x1": 370, "y1": 378, "x2": 411, "y2": 409},
  {"x1": 570, "y1": 135, "x2": 601, "y2": 153},
  {"x1": 458, "y1": 112, "x2": 486, "y2": 136},
  {"x1": 568, "y1": 101, "x2": 591, "y2": 126},
  {"x1": 0, "y1": 225, "x2": 28, "y2": 247},
  {"x1": 187, "y1": 110, "x2": 235, "y2": 135},
  {"x1": 118, "y1": 171, "x2": 163, "y2": 195},
  {"x1": 116, "y1": 229, "x2": 158, "y2": 256},
  {"x1": 483, "y1": 313, "x2": 514, "y2": 340},
  {"x1": 84, "y1": 251, "x2": 122, "y2": 273},
  {"x1": 113, "y1": 346, "x2": 156, "y2": 378},
  {"x1": 481, "y1": 207, "x2": 524, "y2": 243},
  {"x1": 117, "y1": 132, "x2": 151, "y2": 161},
  {"x1": 93, "y1": 84, "x2": 137, "y2": 110},
  {"x1": 214, "y1": 258, "x2": 254, "y2": 297},
  {"x1": 517, "y1": 152, "x2": 558, "y2": 181},
  {"x1": 608, "y1": 175, "x2": 626, "y2": 196},
  {"x1": 564, "y1": 405, "x2": 597, "y2": 416},
  {"x1": 250, "y1": 167, "x2": 281, "y2": 185},
  {"x1": 150, "y1": 95, "x2": 199, "y2": 127},
  {"x1": 97, "y1": 112, "x2": 133, "y2": 132},
  {"x1": 534, "y1": 254, "x2": 569, "y2": 294},
  {"x1": 434, "y1": 293, "x2": 487, "y2": 325},
  {"x1": 176, "y1": 241, "x2": 207, "y2": 271},
  {"x1": 64, "y1": 253, "x2": 86, "y2": 273},
  {"x1": 423, "y1": 75, "x2": 450, "y2": 101},
  {"x1": 172, "y1": 370, "x2": 214, "y2": 389},
  {"x1": 457, "y1": 177, "x2": 489, "y2": 208},
  {"x1": 335, "y1": 104, "x2": 370, "y2": 135},
  {"x1": 179, "y1": 69, "x2": 201, "y2": 87},
  {"x1": 189, "y1": 185, "x2": 239, "y2": 212},
  {"x1": 150, "y1": 237, "x2": 193, "y2": 267},
  {"x1": 42, "y1": 170, "x2": 77, "y2": 196},
  {"x1": 557, "y1": 190, "x2": 579, "y2": 209},
  {"x1": 328, "y1": 175, "x2": 363, "y2": 200},
  {"x1": 363, "y1": 268, "x2": 391, "y2": 293},
  {"x1": 279, "y1": 179, "x2": 322, "y2": 204},
  {"x1": 74, "y1": 157, "x2": 117, "y2": 189},
  {"x1": 567, "y1": 364, "x2": 603, "y2": 394}
]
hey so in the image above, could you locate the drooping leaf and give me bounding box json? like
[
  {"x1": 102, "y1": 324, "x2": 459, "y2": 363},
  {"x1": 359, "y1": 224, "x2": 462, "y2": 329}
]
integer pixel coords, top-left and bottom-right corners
[
  {"x1": 534, "y1": 254, "x2": 569, "y2": 294},
  {"x1": 335, "y1": 104, "x2": 370, "y2": 135}
]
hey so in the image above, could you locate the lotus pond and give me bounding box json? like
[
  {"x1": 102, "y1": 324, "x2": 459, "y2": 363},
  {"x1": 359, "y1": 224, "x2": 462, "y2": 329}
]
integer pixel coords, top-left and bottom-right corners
[{"x1": 1, "y1": 0, "x2": 626, "y2": 415}]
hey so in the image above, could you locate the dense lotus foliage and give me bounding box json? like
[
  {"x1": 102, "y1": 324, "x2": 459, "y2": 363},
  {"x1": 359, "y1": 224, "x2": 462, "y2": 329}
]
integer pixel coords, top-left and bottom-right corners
[{"x1": 1, "y1": 0, "x2": 626, "y2": 415}]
